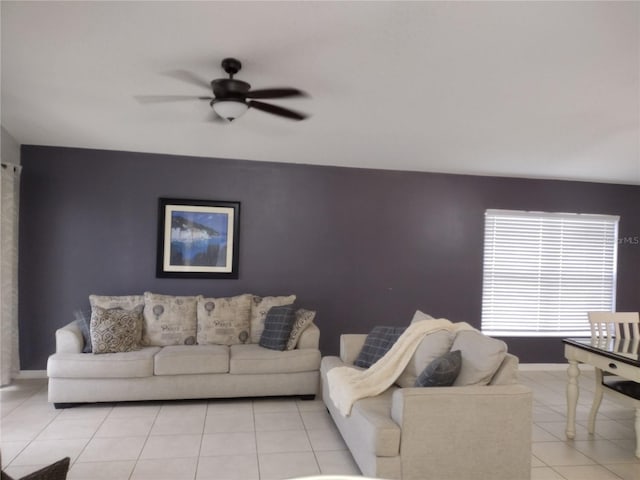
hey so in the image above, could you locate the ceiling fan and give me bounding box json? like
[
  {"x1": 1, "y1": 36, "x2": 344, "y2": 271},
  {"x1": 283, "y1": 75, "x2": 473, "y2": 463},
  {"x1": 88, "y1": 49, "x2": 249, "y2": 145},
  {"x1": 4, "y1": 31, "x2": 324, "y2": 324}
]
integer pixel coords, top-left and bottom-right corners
[{"x1": 136, "y1": 58, "x2": 309, "y2": 122}]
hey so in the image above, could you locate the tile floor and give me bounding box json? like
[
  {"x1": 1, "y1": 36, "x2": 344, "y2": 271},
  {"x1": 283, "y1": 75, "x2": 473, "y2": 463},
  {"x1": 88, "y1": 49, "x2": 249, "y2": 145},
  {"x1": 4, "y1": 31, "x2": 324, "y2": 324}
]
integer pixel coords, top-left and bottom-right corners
[{"x1": 0, "y1": 368, "x2": 639, "y2": 479}]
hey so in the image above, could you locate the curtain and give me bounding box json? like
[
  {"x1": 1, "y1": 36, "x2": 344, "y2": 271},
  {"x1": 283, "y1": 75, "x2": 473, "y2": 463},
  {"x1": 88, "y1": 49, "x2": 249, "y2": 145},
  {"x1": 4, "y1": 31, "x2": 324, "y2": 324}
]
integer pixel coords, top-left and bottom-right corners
[{"x1": 1, "y1": 163, "x2": 22, "y2": 386}]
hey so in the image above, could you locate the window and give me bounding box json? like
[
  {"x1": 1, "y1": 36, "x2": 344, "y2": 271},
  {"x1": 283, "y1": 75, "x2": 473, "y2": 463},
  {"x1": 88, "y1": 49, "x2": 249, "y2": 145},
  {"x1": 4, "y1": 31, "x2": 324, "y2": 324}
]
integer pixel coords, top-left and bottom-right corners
[{"x1": 481, "y1": 209, "x2": 619, "y2": 337}]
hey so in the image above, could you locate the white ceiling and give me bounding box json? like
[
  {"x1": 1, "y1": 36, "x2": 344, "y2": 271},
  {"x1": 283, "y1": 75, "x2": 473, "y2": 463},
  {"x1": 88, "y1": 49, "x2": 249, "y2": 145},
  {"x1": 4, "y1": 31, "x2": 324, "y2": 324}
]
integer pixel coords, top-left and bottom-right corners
[{"x1": 2, "y1": 1, "x2": 639, "y2": 184}]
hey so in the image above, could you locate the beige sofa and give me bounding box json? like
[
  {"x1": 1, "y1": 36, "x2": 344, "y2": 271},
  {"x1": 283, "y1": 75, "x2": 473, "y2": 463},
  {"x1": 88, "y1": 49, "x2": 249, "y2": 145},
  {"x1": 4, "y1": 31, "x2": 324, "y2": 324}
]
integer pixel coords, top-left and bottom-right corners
[
  {"x1": 47, "y1": 292, "x2": 321, "y2": 407},
  {"x1": 48, "y1": 320, "x2": 320, "y2": 407},
  {"x1": 321, "y1": 331, "x2": 533, "y2": 480}
]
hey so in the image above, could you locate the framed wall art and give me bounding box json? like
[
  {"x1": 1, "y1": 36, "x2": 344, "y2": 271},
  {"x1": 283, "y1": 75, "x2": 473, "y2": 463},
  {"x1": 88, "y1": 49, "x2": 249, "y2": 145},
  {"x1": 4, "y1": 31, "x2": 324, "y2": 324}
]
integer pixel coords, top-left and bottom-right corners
[{"x1": 156, "y1": 198, "x2": 240, "y2": 279}]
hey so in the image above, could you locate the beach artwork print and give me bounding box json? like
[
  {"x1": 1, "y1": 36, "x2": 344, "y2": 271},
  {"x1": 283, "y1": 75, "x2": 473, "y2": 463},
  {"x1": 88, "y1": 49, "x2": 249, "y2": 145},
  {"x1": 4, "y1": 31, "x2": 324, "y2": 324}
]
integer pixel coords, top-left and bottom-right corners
[{"x1": 157, "y1": 199, "x2": 240, "y2": 278}]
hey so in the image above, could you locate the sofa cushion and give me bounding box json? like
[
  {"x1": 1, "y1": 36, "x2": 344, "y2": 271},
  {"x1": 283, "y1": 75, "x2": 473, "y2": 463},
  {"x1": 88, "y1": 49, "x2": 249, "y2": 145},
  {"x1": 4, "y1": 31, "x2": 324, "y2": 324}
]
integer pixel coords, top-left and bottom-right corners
[
  {"x1": 196, "y1": 294, "x2": 252, "y2": 345},
  {"x1": 47, "y1": 347, "x2": 161, "y2": 378},
  {"x1": 90, "y1": 305, "x2": 144, "y2": 354},
  {"x1": 229, "y1": 344, "x2": 320, "y2": 374},
  {"x1": 259, "y1": 304, "x2": 297, "y2": 351},
  {"x1": 286, "y1": 309, "x2": 316, "y2": 350},
  {"x1": 354, "y1": 326, "x2": 406, "y2": 369},
  {"x1": 142, "y1": 292, "x2": 198, "y2": 346},
  {"x1": 154, "y1": 345, "x2": 229, "y2": 375},
  {"x1": 249, "y1": 295, "x2": 297, "y2": 343},
  {"x1": 415, "y1": 349, "x2": 462, "y2": 387},
  {"x1": 89, "y1": 294, "x2": 144, "y2": 310},
  {"x1": 452, "y1": 330, "x2": 508, "y2": 386},
  {"x1": 395, "y1": 330, "x2": 455, "y2": 388},
  {"x1": 328, "y1": 385, "x2": 401, "y2": 457}
]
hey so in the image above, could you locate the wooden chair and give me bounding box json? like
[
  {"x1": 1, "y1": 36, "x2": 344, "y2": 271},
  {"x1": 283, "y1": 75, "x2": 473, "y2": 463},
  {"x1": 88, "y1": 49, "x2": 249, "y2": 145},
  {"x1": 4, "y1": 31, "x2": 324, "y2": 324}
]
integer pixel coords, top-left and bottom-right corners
[
  {"x1": 587, "y1": 311, "x2": 640, "y2": 457},
  {"x1": 589, "y1": 311, "x2": 640, "y2": 339}
]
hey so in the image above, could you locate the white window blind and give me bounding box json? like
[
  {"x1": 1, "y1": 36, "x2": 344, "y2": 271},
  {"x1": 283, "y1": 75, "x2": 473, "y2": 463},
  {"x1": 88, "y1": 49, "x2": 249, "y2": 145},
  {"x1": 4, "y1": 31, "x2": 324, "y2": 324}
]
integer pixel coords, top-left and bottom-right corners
[{"x1": 481, "y1": 209, "x2": 619, "y2": 337}]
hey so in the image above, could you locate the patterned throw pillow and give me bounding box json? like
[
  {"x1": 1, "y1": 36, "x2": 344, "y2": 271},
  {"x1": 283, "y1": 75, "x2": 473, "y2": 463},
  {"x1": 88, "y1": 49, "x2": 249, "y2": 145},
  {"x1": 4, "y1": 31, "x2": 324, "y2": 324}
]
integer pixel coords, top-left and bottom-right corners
[
  {"x1": 142, "y1": 292, "x2": 198, "y2": 346},
  {"x1": 74, "y1": 309, "x2": 93, "y2": 353},
  {"x1": 259, "y1": 304, "x2": 297, "y2": 351},
  {"x1": 414, "y1": 350, "x2": 462, "y2": 387},
  {"x1": 196, "y1": 294, "x2": 252, "y2": 345},
  {"x1": 354, "y1": 326, "x2": 406, "y2": 368},
  {"x1": 249, "y1": 294, "x2": 296, "y2": 343},
  {"x1": 90, "y1": 305, "x2": 143, "y2": 354},
  {"x1": 286, "y1": 309, "x2": 316, "y2": 350},
  {"x1": 89, "y1": 294, "x2": 145, "y2": 311}
]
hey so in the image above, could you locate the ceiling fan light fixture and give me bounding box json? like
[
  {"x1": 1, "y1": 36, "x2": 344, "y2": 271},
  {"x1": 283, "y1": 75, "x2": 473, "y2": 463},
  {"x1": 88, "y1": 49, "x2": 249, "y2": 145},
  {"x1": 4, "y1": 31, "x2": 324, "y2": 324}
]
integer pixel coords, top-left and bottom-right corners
[{"x1": 212, "y1": 99, "x2": 248, "y2": 122}]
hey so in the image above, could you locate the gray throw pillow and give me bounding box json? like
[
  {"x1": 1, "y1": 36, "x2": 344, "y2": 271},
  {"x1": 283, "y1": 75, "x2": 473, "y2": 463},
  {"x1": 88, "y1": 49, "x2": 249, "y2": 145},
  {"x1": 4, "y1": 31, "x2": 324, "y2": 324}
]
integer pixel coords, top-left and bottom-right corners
[
  {"x1": 259, "y1": 304, "x2": 297, "y2": 351},
  {"x1": 354, "y1": 326, "x2": 406, "y2": 368},
  {"x1": 396, "y1": 330, "x2": 455, "y2": 387},
  {"x1": 414, "y1": 350, "x2": 462, "y2": 387}
]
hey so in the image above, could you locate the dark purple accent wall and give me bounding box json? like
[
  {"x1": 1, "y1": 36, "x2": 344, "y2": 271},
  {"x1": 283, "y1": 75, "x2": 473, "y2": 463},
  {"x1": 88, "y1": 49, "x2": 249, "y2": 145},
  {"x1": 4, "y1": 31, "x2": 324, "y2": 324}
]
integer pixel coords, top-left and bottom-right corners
[{"x1": 19, "y1": 145, "x2": 640, "y2": 369}]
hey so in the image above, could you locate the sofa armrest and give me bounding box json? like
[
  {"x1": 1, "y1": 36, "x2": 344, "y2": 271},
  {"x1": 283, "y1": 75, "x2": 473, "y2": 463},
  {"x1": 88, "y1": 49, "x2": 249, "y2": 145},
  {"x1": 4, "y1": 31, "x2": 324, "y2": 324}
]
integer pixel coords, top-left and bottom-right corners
[
  {"x1": 489, "y1": 352, "x2": 519, "y2": 385},
  {"x1": 297, "y1": 322, "x2": 320, "y2": 349},
  {"x1": 339, "y1": 334, "x2": 367, "y2": 364},
  {"x1": 56, "y1": 321, "x2": 83, "y2": 353},
  {"x1": 391, "y1": 384, "x2": 532, "y2": 480}
]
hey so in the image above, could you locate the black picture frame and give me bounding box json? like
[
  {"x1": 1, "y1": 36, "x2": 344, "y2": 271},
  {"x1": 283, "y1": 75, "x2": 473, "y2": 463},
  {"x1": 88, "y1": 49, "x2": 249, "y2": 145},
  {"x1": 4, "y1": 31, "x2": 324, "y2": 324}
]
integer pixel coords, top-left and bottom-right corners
[{"x1": 156, "y1": 198, "x2": 240, "y2": 279}]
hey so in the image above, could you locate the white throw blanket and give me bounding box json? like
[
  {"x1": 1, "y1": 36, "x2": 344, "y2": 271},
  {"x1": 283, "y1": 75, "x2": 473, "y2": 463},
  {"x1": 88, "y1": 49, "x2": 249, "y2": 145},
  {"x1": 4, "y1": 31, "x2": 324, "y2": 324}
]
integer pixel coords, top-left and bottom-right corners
[{"x1": 327, "y1": 318, "x2": 475, "y2": 416}]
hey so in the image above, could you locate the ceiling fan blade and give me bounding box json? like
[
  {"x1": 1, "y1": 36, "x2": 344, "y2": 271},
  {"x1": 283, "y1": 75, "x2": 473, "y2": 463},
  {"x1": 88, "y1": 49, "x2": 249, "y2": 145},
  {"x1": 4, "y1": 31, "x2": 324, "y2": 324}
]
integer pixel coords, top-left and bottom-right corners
[
  {"x1": 248, "y1": 100, "x2": 308, "y2": 120},
  {"x1": 162, "y1": 70, "x2": 211, "y2": 90},
  {"x1": 134, "y1": 95, "x2": 213, "y2": 104},
  {"x1": 246, "y1": 88, "x2": 307, "y2": 99}
]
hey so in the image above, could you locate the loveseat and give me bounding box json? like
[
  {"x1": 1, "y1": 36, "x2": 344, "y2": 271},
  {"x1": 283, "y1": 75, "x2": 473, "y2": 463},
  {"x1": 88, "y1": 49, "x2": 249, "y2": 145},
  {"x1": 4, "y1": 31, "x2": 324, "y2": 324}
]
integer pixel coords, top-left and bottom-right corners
[
  {"x1": 320, "y1": 316, "x2": 533, "y2": 480},
  {"x1": 47, "y1": 292, "x2": 321, "y2": 407}
]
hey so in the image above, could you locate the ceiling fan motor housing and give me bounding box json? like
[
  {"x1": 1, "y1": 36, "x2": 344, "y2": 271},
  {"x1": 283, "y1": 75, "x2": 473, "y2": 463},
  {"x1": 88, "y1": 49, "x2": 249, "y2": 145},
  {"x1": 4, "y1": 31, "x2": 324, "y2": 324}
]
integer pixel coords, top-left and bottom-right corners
[{"x1": 211, "y1": 78, "x2": 251, "y2": 100}]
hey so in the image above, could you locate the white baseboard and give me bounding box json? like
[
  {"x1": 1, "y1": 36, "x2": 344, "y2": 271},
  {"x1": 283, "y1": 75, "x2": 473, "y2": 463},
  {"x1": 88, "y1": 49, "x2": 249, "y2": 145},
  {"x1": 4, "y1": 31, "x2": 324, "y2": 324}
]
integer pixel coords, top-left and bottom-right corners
[
  {"x1": 519, "y1": 363, "x2": 594, "y2": 371},
  {"x1": 15, "y1": 370, "x2": 47, "y2": 379}
]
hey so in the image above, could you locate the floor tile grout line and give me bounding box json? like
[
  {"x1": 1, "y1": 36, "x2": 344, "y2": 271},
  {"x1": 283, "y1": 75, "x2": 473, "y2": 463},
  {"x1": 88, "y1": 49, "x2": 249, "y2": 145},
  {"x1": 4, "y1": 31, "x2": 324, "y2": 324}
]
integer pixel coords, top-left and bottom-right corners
[
  {"x1": 252, "y1": 399, "x2": 263, "y2": 480},
  {"x1": 127, "y1": 401, "x2": 163, "y2": 480},
  {"x1": 66, "y1": 402, "x2": 114, "y2": 471},
  {"x1": 298, "y1": 401, "x2": 323, "y2": 476},
  {"x1": 4, "y1": 394, "x2": 66, "y2": 469}
]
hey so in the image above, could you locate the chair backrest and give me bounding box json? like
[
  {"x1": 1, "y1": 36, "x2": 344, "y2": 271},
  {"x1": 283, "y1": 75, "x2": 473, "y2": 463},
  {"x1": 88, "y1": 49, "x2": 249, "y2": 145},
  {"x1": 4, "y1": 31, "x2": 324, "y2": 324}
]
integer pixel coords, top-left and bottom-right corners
[{"x1": 588, "y1": 311, "x2": 640, "y2": 338}]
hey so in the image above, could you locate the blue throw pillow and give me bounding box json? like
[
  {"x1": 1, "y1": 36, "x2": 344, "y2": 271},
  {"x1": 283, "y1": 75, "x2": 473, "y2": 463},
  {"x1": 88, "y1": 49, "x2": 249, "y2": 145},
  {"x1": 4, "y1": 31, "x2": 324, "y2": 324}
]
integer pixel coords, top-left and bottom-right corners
[
  {"x1": 354, "y1": 326, "x2": 406, "y2": 368},
  {"x1": 74, "y1": 309, "x2": 92, "y2": 353},
  {"x1": 259, "y1": 304, "x2": 297, "y2": 351},
  {"x1": 414, "y1": 350, "x2": 462, "y2": 387}
]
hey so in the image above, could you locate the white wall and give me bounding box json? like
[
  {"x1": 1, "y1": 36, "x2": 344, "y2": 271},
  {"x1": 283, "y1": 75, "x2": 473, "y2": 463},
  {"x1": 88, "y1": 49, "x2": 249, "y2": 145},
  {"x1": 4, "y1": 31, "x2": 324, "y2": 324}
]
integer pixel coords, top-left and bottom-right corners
[{"x1": 1, "y1": 127, "x2": 20, "y2": 165}]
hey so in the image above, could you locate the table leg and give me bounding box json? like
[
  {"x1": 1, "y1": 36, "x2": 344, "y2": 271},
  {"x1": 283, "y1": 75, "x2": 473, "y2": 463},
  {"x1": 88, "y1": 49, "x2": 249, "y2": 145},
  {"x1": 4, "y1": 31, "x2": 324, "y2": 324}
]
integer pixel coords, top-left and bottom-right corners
[
  {"x1": 566, "y1": 360, "x2": 580, "y2": 439},
  {"x1": 587, "y1": 368, "x2": 604, "y2": 434},
  {"x1": 635, "y1": 407, "x2": 640, "y2": 458}
]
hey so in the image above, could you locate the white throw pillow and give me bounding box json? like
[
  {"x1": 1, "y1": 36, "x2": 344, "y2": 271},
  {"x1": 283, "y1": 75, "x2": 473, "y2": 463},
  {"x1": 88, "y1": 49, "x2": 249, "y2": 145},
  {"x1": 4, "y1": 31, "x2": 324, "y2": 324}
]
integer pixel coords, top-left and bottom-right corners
[
  {"x1": 410, "y1": 310, "x2": 435, "y2": 324},
  {"x1": 142, "y1": 292, "x2": 198, "y2": 346},
  {"x1": 196, "y1": 294, "x2": 252, "y2": 345},
  {"x1": 451, "y1": 330, "x2": 507, "y2": 386},
  {"x1": 89, "y1": 294, "x2": 144, "y2": 311}
]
